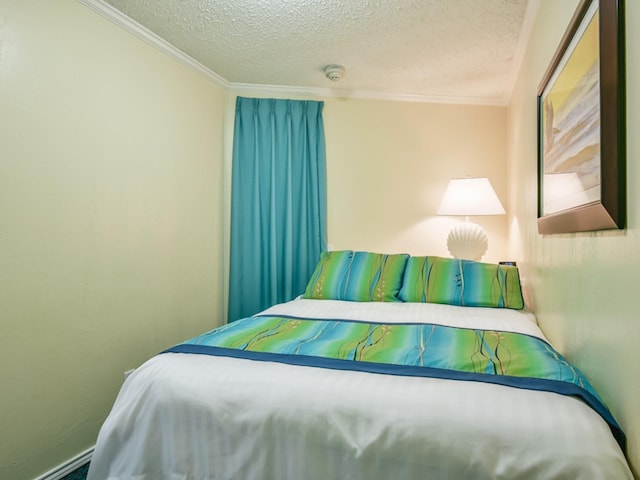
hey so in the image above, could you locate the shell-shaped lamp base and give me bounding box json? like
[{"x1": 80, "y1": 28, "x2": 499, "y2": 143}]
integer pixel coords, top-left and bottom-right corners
[{"x1": 446, "y1": 221, "x2": 488, "y2": 261}]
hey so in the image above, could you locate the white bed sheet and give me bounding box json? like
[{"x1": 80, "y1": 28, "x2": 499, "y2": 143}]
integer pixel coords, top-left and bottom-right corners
[{"x1": 88, "y1": 299, "x2": 632, "y2": 480}]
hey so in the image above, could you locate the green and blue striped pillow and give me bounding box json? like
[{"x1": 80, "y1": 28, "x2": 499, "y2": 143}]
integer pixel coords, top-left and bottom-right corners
[
  {"x1": 303, "y1": 250, "x2": 409, "y2": 302},
  {"x1": 302, "y1": 250, "x2": 352, "y2": 300},
  {"x1": 398, "y1": 256, "x2": 524, "y2": 309}
]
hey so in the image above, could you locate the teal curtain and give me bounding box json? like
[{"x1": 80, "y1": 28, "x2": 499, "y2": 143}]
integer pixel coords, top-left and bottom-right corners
[{"x1": 228, "y1": 97, "x2": 327, "y2": 322}]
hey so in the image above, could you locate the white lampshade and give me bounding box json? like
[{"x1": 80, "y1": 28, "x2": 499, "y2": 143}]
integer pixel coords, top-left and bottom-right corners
[
  {"x1": 437, "y1": 177, "x2": 505, "y2": 216},
  {"x1": 437, "y1": 177, "x2": 505, "y2": 261}
]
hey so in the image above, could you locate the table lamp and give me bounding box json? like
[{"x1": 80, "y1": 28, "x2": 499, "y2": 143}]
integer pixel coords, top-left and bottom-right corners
[{"x1": 436, "y1": 177, "x2": 505, "y2": 261}]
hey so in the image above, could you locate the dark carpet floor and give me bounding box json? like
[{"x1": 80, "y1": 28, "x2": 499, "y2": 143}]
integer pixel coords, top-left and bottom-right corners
[{"x1": 60, "y1": 463, "x2": 89, "y2": 480}]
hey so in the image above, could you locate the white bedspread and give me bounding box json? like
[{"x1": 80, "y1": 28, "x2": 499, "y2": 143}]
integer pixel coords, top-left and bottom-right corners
[{"x1": 88, "y1": 299, "x2": 632, "y2": 480}]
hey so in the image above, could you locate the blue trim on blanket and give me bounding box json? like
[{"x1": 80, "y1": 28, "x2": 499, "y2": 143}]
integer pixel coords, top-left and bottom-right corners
[{"x1": 163, "y1": 343, "x2": 626, "y2": 452}]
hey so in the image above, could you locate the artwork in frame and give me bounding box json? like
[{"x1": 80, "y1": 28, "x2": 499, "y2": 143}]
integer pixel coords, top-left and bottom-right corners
[{"x1": 537, "y1": 0, "x2": 626, "y2": 234}]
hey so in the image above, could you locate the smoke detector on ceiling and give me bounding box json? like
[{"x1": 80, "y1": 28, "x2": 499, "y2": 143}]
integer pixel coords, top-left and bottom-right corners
[{"x1": 323, "y1": 64, "x2": 345, "y2": 81}]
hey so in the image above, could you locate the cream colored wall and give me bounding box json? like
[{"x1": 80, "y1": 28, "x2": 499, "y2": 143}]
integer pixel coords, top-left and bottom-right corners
[
  {"x1": 0, "y1": 1, "x2": 227, "y2": 479},
  {"x1": 323, "y1": 98, "x2": 508, "y2": 262},
  {"x1": 508, "y1": 0, "x2": 639, "y2": 474}
]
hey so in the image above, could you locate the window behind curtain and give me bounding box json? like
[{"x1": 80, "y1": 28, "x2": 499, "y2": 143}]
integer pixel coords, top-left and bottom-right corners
[{"x1": 228, "y1": 97, "x2": 327, "y2": 322}]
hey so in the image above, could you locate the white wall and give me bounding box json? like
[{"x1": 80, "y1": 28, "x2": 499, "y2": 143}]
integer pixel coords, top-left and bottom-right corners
[
  {"x1": 508, "y1": 0, "x2": 639, "y2": 474},
  {"x1": 0, "y1": 1, "x2": 227, "y2": 478}
]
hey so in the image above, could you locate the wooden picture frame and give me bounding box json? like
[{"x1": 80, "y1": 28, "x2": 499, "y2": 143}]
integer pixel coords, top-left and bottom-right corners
[{"x1": 537, "y1": 0, "x2": 626, "y2": 234}]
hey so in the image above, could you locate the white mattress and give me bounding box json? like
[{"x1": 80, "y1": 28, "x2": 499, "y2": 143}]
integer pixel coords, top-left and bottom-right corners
[{"x1": 88, "y1": 299, "x2": 632, "y2": 480}]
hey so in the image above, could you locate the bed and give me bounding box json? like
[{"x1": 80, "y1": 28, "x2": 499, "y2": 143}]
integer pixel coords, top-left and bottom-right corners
[{"x1": 88, "y1": 252, "x2": 633, "y2": 479}]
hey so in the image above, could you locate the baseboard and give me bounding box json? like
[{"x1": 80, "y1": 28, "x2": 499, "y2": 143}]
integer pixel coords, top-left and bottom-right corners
[{"x1": 34, "y1": 446, "x2": 94, "y2": 480}]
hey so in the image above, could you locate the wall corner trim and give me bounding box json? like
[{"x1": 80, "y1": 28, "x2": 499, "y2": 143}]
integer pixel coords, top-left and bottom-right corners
[
  {"x1": 76, "y1": 0, "x2": 508, "y2": 106},
  {"x1": 33, "y1": 446, "x2": 94, "y2": 480},
  {"x1": 77, "y1": 0, "x2": 229, "y2": 88}
]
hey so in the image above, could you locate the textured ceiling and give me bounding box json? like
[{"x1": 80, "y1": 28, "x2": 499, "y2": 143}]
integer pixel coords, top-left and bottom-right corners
[{"x1": 98, "y1": 0, "x2": 533, "y2": 104}]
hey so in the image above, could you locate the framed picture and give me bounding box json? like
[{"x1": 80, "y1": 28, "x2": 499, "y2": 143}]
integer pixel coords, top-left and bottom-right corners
[{"x1": 537, "y1": 0, "x2": 626, "y2": 234}]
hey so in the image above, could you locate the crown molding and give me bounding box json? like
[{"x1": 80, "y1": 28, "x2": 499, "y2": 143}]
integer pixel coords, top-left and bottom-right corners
[
  {"x1": 77, "y1": 0, "x2": 228, "y2": 87},
  {"x1": 78, "y1": 0, "x2": 510, "y2": 106},
  {"x1": 502, "y1": 0, "x2": 541, "y2": 104},
  {"x1": 228, "y1": 83, "x2": 506, "y2": 106}
]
